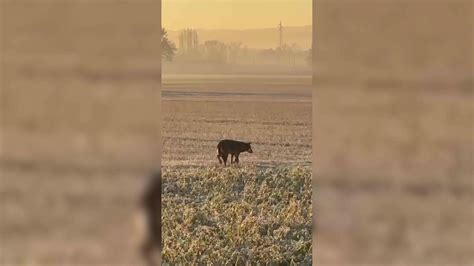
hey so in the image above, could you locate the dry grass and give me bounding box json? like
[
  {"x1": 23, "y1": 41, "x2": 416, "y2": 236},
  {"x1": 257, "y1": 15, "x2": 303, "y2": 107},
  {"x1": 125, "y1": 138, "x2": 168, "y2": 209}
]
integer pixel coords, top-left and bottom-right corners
[
  {"x1": 161, "y1": 92, "x2": 312, "y2": 263},
  {"x1": 162, "y1": 166, "x2": 312, "y2": 264}
]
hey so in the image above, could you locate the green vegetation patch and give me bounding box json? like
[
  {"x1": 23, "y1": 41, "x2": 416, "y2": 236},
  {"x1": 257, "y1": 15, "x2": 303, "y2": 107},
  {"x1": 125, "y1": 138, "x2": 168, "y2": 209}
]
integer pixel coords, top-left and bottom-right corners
[{"x1": 162, "y1": 165, "x2": 312, "y2": 265}]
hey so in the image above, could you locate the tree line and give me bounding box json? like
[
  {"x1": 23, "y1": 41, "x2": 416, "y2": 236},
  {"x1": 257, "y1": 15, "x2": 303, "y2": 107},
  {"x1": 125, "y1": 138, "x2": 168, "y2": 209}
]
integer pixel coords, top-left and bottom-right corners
[{"x1": 162, "y1": 28, "x2": 311, "y2": 67}]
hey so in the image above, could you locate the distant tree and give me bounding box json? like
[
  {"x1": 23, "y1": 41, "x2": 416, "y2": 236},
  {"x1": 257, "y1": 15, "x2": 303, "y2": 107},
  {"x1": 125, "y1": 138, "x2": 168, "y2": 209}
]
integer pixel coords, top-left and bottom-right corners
[
  {"x1": 260, "y1": 48, "x2": 276, "y2": 57},
  {"x1": 259, "y1": 48, "x2": 277, "y2": 64},
  {"x1": 178, "y1": 29, "x2": 199, "y2": 55},
  {"x1": 227, "y1": 42, "x2": 243, "y2": 64},
  {"x1": 203, "y1": 40, "x2": 228, "y2": 64},
  {"x1": 162, "y1": 28, "x2": 177, "y2": 61}
]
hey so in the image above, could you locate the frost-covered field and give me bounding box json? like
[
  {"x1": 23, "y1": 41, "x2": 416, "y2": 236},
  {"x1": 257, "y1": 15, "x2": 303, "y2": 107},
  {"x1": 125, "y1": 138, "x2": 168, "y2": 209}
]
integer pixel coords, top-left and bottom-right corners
[
  {"x1": 161, "y1": 97, "x2": 313, "y2": 264},
  {"x1": 162, "y1": 166, "x2": 312, "y2": 264}
]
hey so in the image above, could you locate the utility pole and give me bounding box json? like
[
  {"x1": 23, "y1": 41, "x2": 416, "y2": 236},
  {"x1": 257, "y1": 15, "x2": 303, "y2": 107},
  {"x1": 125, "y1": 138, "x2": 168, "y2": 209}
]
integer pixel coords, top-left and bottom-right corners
[{"x1": 278, "y1": 21, "x2": 283, "y2": 49}]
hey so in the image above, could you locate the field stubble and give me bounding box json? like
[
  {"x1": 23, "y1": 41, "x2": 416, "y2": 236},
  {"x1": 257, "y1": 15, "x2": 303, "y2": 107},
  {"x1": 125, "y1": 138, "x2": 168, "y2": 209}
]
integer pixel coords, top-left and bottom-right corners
[
  {"x1": 161, "y1": 91, "x2": 313, "y2": 264},
  {"x1": 162, "y1": 166, "x2": 312, "y2": 264}
]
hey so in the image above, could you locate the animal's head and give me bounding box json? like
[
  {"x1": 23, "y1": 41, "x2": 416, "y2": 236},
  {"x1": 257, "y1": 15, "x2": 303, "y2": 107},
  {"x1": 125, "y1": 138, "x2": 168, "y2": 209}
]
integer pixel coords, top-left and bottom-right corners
[{"x1": 246, "y1": 142, "x2": 253, "y2": 153}]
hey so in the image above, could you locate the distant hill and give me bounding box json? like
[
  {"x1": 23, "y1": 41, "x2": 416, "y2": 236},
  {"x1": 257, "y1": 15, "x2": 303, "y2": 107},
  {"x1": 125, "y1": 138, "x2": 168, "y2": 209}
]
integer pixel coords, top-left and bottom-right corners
[{"x1": 167, "y1": 26, "x2": 312, "y2": 50}]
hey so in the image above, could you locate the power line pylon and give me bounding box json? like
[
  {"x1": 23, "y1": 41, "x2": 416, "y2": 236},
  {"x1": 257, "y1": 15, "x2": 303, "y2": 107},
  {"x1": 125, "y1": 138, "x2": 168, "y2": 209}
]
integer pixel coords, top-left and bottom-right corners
[{"x1": 278, "y1": 21, "x2": 283, "y2": 49}]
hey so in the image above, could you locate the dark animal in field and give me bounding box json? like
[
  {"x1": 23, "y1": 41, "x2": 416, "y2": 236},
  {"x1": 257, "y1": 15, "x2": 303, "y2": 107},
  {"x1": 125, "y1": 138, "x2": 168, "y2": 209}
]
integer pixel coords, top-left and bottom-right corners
[
  {"x1": 140, "y1": 172, "x2": 161, "y2": 266},
  {"x1": 217, "y1": 139, "x2": 253, "y2": 166}
]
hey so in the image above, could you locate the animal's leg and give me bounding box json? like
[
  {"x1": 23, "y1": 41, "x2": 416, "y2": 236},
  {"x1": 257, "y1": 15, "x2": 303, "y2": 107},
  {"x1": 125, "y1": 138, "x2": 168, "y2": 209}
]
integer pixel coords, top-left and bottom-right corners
[
  {"x1": 141, "y1": 190, "x2": 161, "y2": 266},
  {"x1": 222, "y1": 153, "x2": 228, "y2": 167},
  {"x1": 217, "y1": 154, "x2": 222, "y2": 164},
  {"x1": 235, "y1": 154, "x2": 240, "y2": 164},
  {"x1": 230, "y1": 154, "x2": 235, "y2": 164}
]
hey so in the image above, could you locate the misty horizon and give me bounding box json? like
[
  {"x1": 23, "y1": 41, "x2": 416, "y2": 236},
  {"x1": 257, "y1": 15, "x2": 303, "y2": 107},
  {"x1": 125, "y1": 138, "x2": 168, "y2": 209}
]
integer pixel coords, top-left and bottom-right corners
[
  {"x1": 165, "y1": 25, "x2": 312, "y2": 51},
  {"x1": 164, "y1": 24, "x2": 312, "y2": 32}
]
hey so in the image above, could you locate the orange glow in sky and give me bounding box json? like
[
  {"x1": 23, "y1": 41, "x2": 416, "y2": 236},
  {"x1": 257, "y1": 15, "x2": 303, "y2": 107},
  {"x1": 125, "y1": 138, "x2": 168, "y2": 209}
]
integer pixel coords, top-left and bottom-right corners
[{"x1": 163, "y1": 0, "x2": 312, "y2": 30}]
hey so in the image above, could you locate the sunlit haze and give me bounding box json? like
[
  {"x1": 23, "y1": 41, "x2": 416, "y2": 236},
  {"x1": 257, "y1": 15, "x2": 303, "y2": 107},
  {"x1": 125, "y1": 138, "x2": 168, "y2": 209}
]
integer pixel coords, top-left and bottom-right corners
[{"x1": 163, "y1": 0, "x2": 312, "y2": 30}]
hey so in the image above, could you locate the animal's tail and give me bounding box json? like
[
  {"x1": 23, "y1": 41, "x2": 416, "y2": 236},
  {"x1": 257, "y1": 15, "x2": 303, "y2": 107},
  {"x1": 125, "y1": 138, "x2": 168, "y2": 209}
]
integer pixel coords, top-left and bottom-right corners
[{"x1": 216, "y1": 143, "x2": 223, "y2": 164}]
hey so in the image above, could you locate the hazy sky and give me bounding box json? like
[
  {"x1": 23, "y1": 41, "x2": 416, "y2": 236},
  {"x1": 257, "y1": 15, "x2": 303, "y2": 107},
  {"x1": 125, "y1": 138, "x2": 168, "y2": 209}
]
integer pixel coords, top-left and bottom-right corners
[{"x1": 163, "y1": 0, "x2": 312, "y2": 30}]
